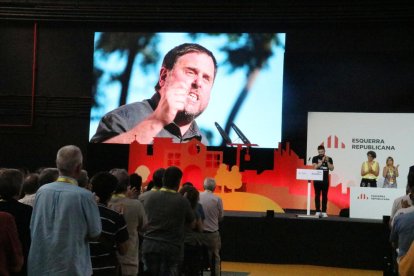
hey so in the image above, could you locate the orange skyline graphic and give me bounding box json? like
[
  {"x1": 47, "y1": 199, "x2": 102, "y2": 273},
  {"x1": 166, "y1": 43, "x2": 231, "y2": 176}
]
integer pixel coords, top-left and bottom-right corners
[{"x1": 129, "y1": 137, "x2": 350, "y2": 215}]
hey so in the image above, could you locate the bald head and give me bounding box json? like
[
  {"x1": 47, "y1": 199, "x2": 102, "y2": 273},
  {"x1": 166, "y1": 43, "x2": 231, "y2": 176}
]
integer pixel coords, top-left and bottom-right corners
[{"x1": 56, "y1": 145, "x2": 83, "y2": 177}]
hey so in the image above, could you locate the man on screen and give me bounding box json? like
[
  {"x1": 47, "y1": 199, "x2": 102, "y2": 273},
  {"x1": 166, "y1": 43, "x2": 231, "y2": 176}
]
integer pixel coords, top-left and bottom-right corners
[
  {"x1": 312, "y1": 145, "x2": 334, "y2": 218},
  {"x1": 90, "y1": 43, "x2": 217, "y2": 145}
]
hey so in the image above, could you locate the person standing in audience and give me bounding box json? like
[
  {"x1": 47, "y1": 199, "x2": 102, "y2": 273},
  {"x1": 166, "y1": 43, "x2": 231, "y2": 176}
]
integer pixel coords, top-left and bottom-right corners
[
  {"x1": 109, "y1": 168, "x2": 147, "y2": 276},
  {"x1": 391, "y1": 173, "x2": 414, "y2": 225},
  {"x1": 0, "y1": 211, "x2": 24, "y2": 276},
  {"x1": 28, "y1": 145, "x2": 102, "y2": 276},
  {"x1": 142, "y1": 166, "x2": 195, "y2": 276},
  {"x1": 179, "y1": 185, "x2": 205, "y2": 276},
  {"x1": 77, "y1": 169, "x2": 90, "y2": 189},
  {"x1": 199, "y1": 177, "x2": 224, "y2": 276},
  {"x1": 390, "y1": 175, "x2": 414, "y2": 264},
  {"x1": 311, "y1": 145, "x2": 334, "y2": 218},
  {"x1": 360, "y1": 151, "x2": 379, "y2": 187},
  {"x1": 18, "y1": 173, "x2": 39, "y2": 207},
  {"x1": 138, "y1": 168, "x2": 165, "y2": 205},
  {"x1": 90, "y1": 172, "x2": 129, "y2": 276},
  {"x1": 129, "y1": 173, "x2": 143, "y2": 199},
  {"x1": 0, "y1": 169, "x2": 32, "y2": 276},
  {"x1": 37, "y1": 167, "x2": 59, "y2": 187},
  {"x1": 383, "y1": 157, "x2": 399, "y2": 188}
]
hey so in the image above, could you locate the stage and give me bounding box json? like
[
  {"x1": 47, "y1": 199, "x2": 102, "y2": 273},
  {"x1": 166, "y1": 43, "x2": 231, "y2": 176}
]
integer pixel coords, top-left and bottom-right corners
[{"x1": 220, "y1": 211, "x2": 391, "y2": 270}]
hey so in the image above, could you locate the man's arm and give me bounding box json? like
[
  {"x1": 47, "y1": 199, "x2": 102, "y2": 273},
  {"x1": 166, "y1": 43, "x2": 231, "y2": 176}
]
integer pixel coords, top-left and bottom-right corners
[
  {"x1": 327, "y1": 157, "x2": 334, "y2": 171},
  {"x1": 105, "y1": 114, "x2": 166, "y2": 144},
  {"x1": 218, "y1": 197, "x2": 224, "y2": 222},
  {"x1": 390, "y1": 217, "x2": 400, "y2": 248},
  {"x1": 117, "y1": 241, "x2": 129, "y2": 255},
  {"x1": 104, "y1": 76, "x2": 193, "y2": 144},
  {"x1": 312, "y1": 157, "x2": 320, "y2": 169},
  {"x1": 84, "y1": 193, "x2": 102, "y2": 240}
]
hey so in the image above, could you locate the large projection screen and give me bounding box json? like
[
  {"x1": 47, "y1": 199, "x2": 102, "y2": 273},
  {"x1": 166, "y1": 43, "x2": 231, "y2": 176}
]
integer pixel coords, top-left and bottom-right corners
[
  {"x1": 307, "y1": 112, "x2": 414, "y2": 191},
  {"x1": 89, "y1": 32, "x2": 285, "y2": 148}
]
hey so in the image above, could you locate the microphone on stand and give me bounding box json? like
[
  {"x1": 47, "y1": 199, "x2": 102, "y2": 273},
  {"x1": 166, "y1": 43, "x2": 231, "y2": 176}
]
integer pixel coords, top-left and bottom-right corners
[
  {"x1": 214, "y1": 122, "x2": 232, "y2": 146},
  {"x1": 230, "y1": 123, "x2": 251, "y2": 145}
]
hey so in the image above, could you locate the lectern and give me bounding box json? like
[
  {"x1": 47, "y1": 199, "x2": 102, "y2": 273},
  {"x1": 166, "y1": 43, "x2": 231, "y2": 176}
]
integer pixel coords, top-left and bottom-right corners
[{"x1": 296, "y1": 169, "x2": 323, "y2": 217}]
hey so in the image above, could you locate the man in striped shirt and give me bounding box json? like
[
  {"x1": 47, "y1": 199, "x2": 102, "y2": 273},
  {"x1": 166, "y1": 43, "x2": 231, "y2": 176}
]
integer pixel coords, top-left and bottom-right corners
[{"x1": 90, "y1": 172, "x2": 129, "y2": 276}]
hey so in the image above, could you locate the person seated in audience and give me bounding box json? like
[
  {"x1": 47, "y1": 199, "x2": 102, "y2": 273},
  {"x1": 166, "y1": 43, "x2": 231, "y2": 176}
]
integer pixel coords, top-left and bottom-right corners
[
  {"x1": 109, "y1": 168, "x2": 147, "y2": 276},
  {"x1": 28, "y1": 145, "x2": 102, "y2": 276},
  {"x1": 141, "y1": 166, "x2": 195, "y2": 276},
  {"x1": 179, "y1": 184, "x2": 205, "y2": 275},
  {"x1": 18, "y1": 173, "x2": 39, "y2": 207},
  {"x1": 0, "y1": 168, "x2": 32, "y2": 276},
  {"x1": 0, "y1": 211, "x2": 24, "y2": 276},
  {"x1": 138, "y1": 168, "x2": 165, "y2": 205},
  {"x1": 90, "y1": 172, "x2": 129, "y2": 276}
]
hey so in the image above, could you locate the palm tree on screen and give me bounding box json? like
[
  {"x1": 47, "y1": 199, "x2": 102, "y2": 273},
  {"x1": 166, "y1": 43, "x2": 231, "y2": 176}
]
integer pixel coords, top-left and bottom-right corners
[
  {"x1": 220, "y1": 34, "x2": 284, "y2": 145},
  {"x1": 190, "y1": 33, "x2": 284, "y2": 146},
  {"x1": 93, "y1": 33, "x2": 159, "y2": 108}
]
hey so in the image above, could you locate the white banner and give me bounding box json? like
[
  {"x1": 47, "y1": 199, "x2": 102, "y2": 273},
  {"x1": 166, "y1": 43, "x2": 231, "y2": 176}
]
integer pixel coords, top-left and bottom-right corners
[
  {"x1": 307, "y1": 112, "x2": 414, "y2": 192},
  {"x1": 350, "y1": 187, "x2": 405, "y2": 219}
]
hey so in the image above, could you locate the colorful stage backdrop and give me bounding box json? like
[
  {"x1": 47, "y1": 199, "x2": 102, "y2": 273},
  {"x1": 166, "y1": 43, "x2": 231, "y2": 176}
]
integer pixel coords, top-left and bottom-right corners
[{"x1": 128, "y1": 138, "x2": 350, "y2": 215}]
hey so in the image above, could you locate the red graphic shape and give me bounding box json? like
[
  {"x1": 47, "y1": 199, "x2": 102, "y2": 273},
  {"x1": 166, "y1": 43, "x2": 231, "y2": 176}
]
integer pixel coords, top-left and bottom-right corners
[{"x1": 128, "y1": 138, "x2": 350, "y2": 213}]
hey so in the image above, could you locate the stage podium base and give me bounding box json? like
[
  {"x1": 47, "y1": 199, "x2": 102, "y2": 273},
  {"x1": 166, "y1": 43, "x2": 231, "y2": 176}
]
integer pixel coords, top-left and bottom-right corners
[{"x1": 296, "y1": 214, "x2": 320, "y2": 219}]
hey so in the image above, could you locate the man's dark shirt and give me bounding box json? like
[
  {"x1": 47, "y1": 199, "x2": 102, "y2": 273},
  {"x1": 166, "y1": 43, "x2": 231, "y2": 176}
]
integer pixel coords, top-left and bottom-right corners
[
  {"x1": 311, "y1": 155, "x2": 333, "y2": 184},
  {"x1": 90, "y1": 94, "x2": 207, "y2": 144}
]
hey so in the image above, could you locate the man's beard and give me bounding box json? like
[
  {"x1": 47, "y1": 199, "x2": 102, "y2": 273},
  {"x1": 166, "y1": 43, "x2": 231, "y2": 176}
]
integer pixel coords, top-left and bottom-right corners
[{"x1": 174, "y1": 109, "x2": 203, "y2": 126}]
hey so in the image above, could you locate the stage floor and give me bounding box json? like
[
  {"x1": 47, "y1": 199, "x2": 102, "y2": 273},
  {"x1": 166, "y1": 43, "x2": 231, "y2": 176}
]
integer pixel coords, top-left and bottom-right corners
[{"x1": 220, "y1": 211, "x2": 390, "y2": 270}]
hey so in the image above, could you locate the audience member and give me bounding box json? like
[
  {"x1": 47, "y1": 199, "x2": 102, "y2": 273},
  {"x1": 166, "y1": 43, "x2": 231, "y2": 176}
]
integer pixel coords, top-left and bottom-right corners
[
  {"x1": 199, "y1": 177, "x2": 224, "y2": 276},
  {"x1": 399, "y1": 241, "x2": 414, "y2": 276},
  {"x1": 391, "y1": 172, "x2": 414, "y2": 223},
  {"x1": 182, "y1": 181, "x2": 205, "y2": 225},
  {"x1": 78, "y1": 169, "x2": 90, "y2": 189},
  {"x1": 28, "y1": 145, "x2": 101, "y2": 276},
  {"x1": 390, "y1": 194, "x2": 414, "y2": 263},
  {"x1": 90, "y1": 172, "x2": 129, "y2": 276},
  {"x1": 142, "y1": 166, "x2": 195, "y2": 276},
  {"x1": 18, "y1": 173, "x2": 39, "y2": 207},
  {"x1": 138, "y1": 168, "x2": 165, "y2": 205},
  {"x1": 109, "y1": 168, "x2": 147, "y2": 276},
  {"x1": 37, "y1": 167, "x2": 59, "y2": 186},
  {"x1": 0, "y1": 211, "x2": 24, "y2": 276},
  {"x1": 0, "y1": 168, "x2": 32, "y2": 276},
  {"x1": 179, "y1": 185, "x2": 205, "y2": 275},
  {"x1": 129, "y1": 173, "x2": 142, "y2": 199}
]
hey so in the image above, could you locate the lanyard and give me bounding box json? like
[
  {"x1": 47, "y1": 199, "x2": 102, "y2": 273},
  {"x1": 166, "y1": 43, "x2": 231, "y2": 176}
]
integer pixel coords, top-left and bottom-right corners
[
  {"x1": 57, "y1": 176, "x2": 78, "y2": 186},
  {"x1": 112, "y1": 193, "x2": 126, "y2": 199},
  {"x1": 160, "y1": 187, "x2": 177, "y2": 193}
]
